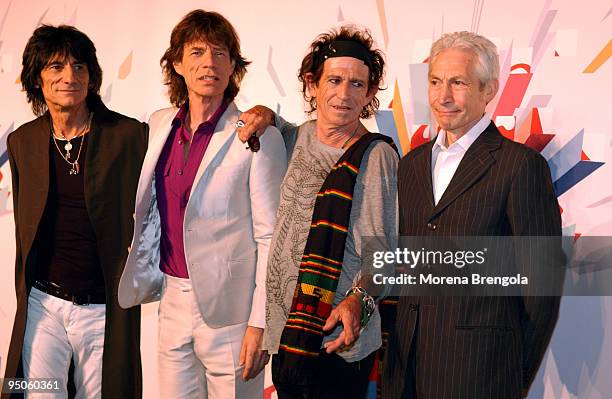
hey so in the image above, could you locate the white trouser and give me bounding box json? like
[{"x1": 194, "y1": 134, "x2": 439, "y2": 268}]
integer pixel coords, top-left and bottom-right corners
[
  {"x1": 158, "y1": 274, "x2": 263, "y2": 399},
  {"x1": 22, "y1": 287, "x2": 106, "y2": 399}
]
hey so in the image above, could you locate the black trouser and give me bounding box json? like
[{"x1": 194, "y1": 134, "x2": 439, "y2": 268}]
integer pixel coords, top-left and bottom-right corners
[
  {"x1": 272, "y1": 350, "x2": 376, "y2": 399},
  {"x1": 401, "y1": 308, "x2": 419, "y2": 399},
  {"x1": 401, "y1": 336, "x2": 418, "y2": 399}
]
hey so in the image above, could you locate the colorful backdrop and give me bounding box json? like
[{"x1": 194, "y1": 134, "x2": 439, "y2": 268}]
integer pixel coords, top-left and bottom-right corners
[{"x1": 0, "y1": 0, "x2": 611, "y2": 398}]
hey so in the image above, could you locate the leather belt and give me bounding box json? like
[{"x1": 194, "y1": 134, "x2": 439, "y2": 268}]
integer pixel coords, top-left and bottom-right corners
[{"x1": 33, "y1": 280, "x2": 106, "y2": 306}]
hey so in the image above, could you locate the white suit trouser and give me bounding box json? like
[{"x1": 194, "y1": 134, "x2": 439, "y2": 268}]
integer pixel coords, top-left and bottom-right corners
[
  {"x1": 22, "y1": 287, "x2": 106, "y2": 399},
  {"x1": 158, "y1": 274, "x2": 263, "y2": 399}
]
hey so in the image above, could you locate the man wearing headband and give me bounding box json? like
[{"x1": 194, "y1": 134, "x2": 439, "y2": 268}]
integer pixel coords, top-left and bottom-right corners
[
  {"x1": 118, "y1": 10, "x2": 286, "y2": 398},
  {"x1": 239, "y1": 26, "x2": 398, "y2": 398}
]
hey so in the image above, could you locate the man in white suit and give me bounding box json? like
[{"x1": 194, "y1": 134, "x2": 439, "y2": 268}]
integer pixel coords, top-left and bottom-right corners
[{"x1": 118, "y1": 9, "x2": 286, "y2": 399}]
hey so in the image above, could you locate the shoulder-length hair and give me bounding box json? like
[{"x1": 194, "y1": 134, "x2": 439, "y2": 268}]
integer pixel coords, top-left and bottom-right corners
[
  {"x1": 21, "y1": 24, "x2": 103, "y2": 116},
  {"x1": 160, "y1": 9, "x2": 250, "y2": 107}
]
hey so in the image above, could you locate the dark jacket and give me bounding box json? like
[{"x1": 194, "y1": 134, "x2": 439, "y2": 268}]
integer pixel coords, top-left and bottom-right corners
[
  {"x1": 3, "y1": 99, "x2": 147, "y2": 398},
  {"x1": 383, "y1": 123, "x2": 563, "y2": 399}
]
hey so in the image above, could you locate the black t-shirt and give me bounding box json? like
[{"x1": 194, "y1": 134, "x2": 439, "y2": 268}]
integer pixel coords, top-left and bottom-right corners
[{"x1": 33, "y1": 134, "x2": 105, "y2": 299}]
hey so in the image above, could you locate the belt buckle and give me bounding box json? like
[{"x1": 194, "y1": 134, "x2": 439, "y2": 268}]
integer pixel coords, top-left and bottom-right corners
[
  {"x1": 34, "y1": 280, "x2": 46, "y2": 291},
  {"x1": 72, "y1": 294, "x2": 90, "y2": 306}
]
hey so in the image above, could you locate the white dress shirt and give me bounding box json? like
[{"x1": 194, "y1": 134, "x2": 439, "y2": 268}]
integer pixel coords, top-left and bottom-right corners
[{"x1": 431, "y1": 114, "x2": 491, "y2": 205}]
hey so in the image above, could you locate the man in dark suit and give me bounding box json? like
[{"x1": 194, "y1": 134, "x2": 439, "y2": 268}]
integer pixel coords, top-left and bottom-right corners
[{"x1": 383, "y1": 31, "x2": 563, "y2": 399}]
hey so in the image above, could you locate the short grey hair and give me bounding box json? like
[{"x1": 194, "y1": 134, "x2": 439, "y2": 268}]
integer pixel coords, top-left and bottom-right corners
[{"x1": 429, "y1": 31, "x2": 499, "y2": 89}]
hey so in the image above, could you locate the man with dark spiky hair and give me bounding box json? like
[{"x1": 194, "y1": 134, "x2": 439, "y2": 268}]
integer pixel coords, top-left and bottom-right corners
[
  {"x1": 236, "y1": 25, "x2": 398, "y2": 399},
  {"x1": 4, "y1": 24, "x2": 146, "y2": 399}
]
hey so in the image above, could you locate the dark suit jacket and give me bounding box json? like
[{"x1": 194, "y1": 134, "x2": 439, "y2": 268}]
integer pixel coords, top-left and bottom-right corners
[
  {"x1": 3, "y1": 99, "x2": 147, "y2": 399},
  {"x1": 382, "y1": 122, "x2": 563, "y2": 399}
]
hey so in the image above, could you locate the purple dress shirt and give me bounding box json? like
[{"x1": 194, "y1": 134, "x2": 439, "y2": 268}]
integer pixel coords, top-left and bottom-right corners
[{"x1": 155, "y1": 101, "x2": 228, "y2": 278}]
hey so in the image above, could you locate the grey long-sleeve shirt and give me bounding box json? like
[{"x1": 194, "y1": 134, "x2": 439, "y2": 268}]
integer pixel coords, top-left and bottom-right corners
[{"x1": 263, "y1": 119, "x2": 398, "y2": 362}]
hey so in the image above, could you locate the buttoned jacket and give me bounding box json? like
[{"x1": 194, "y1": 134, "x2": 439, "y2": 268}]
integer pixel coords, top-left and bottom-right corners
[{"x1": 383, "y1": 122, "x2": 564, "y2": 399}]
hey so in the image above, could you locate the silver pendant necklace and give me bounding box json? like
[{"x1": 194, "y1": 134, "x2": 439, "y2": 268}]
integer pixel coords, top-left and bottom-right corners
[
  {"x1": 51, "y1": 112, "x2": 93, "y2": 175},
  {"x1": 64, "y1": 141, "x2": 73, "y2": 158}
]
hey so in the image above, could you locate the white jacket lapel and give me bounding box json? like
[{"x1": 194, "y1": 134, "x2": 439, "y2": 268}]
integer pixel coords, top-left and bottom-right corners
[
  {"x1": 135, "y1": 108, "x2": 176, "y2": 212},
  {"x1": 188, "y1": 103, "x2": 240, "y2": 199}
]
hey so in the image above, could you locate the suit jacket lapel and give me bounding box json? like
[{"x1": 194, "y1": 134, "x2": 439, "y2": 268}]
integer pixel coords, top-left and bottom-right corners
[
  {"x1": 21, "y1": 115, "x2": 50, "y2": 260},
  {"x1": 32, "y1": 115, "x2": 51, "y2": 185},
  {"x1": 430, "y1": 122, "x2": 502, "y2": 221},
  {"x1": 413, "y1": 141, "x2": 436, "y2": 211},
  {"x1": 83, "y1": 102, "x2": 110, "y2": 192},
  {"x1": 188, "y1": 102, "x2": 238, "y2": 199},
  {"x1": 134, "y1": 109, "x2": 176, "y2": 210}
]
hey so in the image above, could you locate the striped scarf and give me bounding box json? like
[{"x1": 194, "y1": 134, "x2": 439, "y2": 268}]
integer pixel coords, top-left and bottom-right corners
[{"x1": 278, "y1": 132, "x2": 395, "y2": 368}]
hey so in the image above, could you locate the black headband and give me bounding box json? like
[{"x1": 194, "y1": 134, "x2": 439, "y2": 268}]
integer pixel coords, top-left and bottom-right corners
[{"x1": 313, "y1": 40, "x2": 373, "y2": 69}]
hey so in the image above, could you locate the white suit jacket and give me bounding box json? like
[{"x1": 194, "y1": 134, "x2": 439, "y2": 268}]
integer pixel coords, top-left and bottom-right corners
[{"x1": 118, "y1": 102, "x2": 287, "y2": 328}]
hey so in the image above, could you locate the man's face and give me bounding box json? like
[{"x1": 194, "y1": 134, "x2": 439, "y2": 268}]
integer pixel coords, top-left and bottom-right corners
[
  {"x1": 40, "y1": 54, "x2": 90, "y2": 110},
  {"x1": 308, "y1": 56, "x2": 375, "y2": 128},
  {"x1": 173, "y1": 39, "x2": 234, "y2": 103},
  {"x1": 428, "y1": 48, "x2": 498, "y2": 137}
]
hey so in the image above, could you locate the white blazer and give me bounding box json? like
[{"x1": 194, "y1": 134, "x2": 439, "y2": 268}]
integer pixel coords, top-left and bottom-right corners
[{"x1": 118, "y1": 102, "x2": 287, "y2": 328}]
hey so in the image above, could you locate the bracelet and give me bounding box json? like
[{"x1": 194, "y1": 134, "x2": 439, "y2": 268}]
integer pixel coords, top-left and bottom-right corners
[{"x1": 345, "y1": 286, "x2": 375, "y2": 328}]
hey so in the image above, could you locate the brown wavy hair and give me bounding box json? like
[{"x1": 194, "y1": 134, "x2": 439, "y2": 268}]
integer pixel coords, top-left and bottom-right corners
[
  {"x1": 298, "y1": 25, "x2": 385, "y2": 119},
  {"x1": 160, "y1": 9, "x2": 250, "y2": 107},
  {"x1": 21, "y1": 25, "x2": 103, "y2": 116}
]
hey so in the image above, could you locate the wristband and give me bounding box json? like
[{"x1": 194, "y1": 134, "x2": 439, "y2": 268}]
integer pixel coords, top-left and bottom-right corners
[{"x1": 345, "y1": 286, "x2": 375, "y2": 328}]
